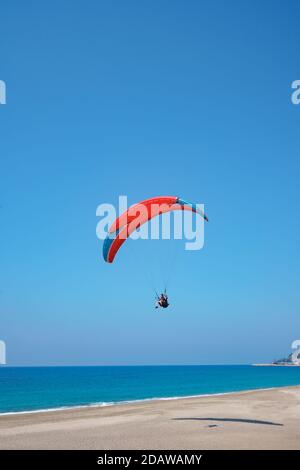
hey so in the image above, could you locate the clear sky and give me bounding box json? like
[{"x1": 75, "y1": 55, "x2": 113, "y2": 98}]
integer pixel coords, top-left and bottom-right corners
[{"x1": 1, "y1": 0, "x2": 299, "y2": 366}]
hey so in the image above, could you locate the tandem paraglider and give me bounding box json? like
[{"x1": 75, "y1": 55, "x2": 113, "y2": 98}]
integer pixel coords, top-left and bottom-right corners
[
  {"x1": 102, "y1": 196, "x2": 208, "y2": 309},
  {"x1": 155, "y1": 292, "x2": 169, "y2": 309}
]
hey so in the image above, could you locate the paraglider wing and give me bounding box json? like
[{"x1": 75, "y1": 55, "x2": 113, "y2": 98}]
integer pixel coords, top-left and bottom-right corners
[{"x1": 103, "y1": 196, "x2": 208, "y2": 263}]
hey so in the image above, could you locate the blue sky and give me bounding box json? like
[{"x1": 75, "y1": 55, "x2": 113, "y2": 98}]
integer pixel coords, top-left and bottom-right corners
[{"x1": 1, "y1": 0, "x2": 299, "y2": 365}]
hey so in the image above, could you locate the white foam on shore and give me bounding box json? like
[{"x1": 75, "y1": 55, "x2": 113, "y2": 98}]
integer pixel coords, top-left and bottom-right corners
[{"x1": 1, "y1": 384, "x2": 299, "y2": 416}]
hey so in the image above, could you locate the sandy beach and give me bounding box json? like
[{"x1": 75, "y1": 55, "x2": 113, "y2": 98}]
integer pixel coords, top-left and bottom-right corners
[{"x1": 0, "y1": 386, "x2": 300, "y2": 450}]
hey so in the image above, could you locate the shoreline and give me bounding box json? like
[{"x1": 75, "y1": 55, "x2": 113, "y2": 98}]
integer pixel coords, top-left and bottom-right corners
[
  {"x1": 253, "y1": 363, "x2": 300, "y2": 366},
  {"x1": 1, "y1": 383, "x2": 300, "y2": 417},
  {"x1": 1, "y1": 385, "x2": 300, "y2": 449}
]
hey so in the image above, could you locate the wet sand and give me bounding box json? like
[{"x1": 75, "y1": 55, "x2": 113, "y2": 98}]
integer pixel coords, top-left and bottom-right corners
[{"x1": 0, "y1": 386, "x2": 300, "y2": 449}]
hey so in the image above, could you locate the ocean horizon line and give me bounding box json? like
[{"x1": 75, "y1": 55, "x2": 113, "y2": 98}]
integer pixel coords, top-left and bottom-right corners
[{"x1": 0, "y1": 363, "x2": 254, "y2": 368}]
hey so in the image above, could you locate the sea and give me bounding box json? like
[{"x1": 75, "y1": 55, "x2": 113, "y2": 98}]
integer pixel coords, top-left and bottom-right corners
[{"x1": 0, "y1": 365, "x2": 300, "y2": 414}]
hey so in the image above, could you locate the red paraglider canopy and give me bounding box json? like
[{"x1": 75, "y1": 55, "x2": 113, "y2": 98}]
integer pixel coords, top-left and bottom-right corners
[{"x1": 103, "y1": 196, "x2": 208, "y2": 263}]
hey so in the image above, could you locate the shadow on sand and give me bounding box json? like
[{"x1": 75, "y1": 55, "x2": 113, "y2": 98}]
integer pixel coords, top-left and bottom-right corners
[{"x1": 173, "y1": 417, "x2": 283, "y2": 427}]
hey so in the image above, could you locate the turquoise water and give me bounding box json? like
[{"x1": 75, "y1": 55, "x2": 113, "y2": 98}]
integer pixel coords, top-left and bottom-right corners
[{"x1": 0, "y1": 365, "x2": 300, "y2": 414}]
